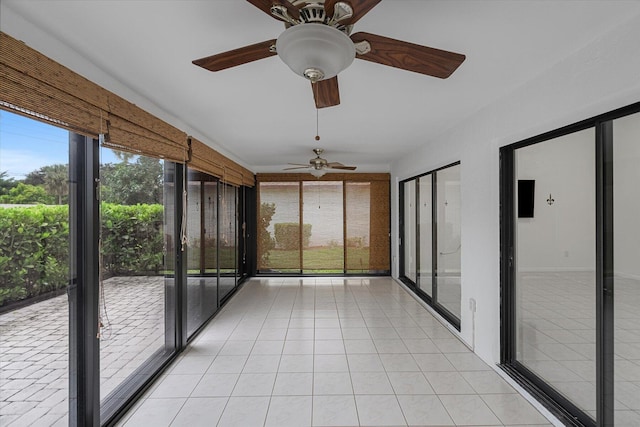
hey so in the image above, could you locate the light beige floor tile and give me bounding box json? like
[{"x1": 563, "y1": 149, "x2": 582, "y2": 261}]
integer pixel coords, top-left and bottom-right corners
[
  {"x1": 439, "y1": 394, "x2": 502, "y2": 426},
  {"x1": 355, "y1": 394, "x2": 406, "y2": 426},
  {"x1": 350, "y1": 371, "x2": 394, "y2": 394},
  {"x1": 313, "y1": 372, "x2": 353, "y2": 395},
  {"x1": 273, "y1": 372, "x2": 313, "y2": 395},
  {"x1": 397, "y1": 394, "x2": 455, "y2": 426},
  {"x1": 191, "y1": 373, "x2": 239, "y2": 397},
  {"x1": 460, "y1": 370, "x2": 517, "y2": 394},
  {"x1": 265, "y1": 395, "x2": 312, "y2": 427},
  {"x1": 481, "y1": 393, "x2": 550, "y2": 425},
  {"x1": 170, "y1": 397, "x2": 226, "y2": 427},
  {"x1": 312, "y1": 395, "x2": 358, "y2": 427},
  {"x1": 231, "y1": 372, "x2": 276, "y2": 396},
  {"x1": 217, "y1": 396, "x2": 270, "y2": 427},
  {"x1": 387, "y1": 371, "x2": 435, "y2": 395},
  {"x1": 424, "y1": 371, "x2": 476, "y2": 394}
]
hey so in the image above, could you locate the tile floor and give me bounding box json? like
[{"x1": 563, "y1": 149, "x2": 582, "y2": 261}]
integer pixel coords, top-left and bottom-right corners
[
  {"x1": 117, "y1": 277, "x2": 553, "y2": 427},
  {"x1": 518, "y1": 271, "x2": 640, "y2": 424},
  {"x1": 0, "y1": 276, "x2": 165, "y2": 427}
]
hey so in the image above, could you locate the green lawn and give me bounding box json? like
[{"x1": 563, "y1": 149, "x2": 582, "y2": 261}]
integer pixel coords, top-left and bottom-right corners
[{"x1": 263, "y1": 247, "x2": 370, "y2": 272}]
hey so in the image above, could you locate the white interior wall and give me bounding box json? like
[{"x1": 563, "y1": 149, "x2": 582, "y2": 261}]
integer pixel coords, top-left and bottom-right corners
[
  {"x1": 391, "y1": 11, "x2": 640, "y2": 364},
  {"x1": 614, "y1": 114, "x2": 640, "y2": 280},
  {"x1": 515, "y1": 129, "x2": 596, "y2": 272}
]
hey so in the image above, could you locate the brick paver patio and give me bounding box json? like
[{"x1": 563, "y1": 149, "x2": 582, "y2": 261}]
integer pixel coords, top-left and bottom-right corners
[{"x1": 0, "y1": 276, "x2": 165, "y2": 426}]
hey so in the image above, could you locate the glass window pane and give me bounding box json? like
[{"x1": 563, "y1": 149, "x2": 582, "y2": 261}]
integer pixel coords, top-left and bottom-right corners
[
  {"x1": 345, "y1": 182, "x2": 370, "y2": 273},
  {"x1": 219, "y1": 184, "x2": 237, "y2": 302},
  {"x1": 203, "y1": 182, "x2": 218, "y2": 274},
  {"x1": 436, "y1": 165, "x2": 461, "y2": 318},
  {"x1": 613, "y1": 112, "x2": 640, "y2": 425},
  {"x1": 187, "y1": 181, "x2": 202, "y2": 273},
  {"x1": 514, "y1": 128, "x2": 596, "y2": 417},
  {"x1": 418, "y1": 175, "x2": 433, "y2": 296},
  {"x1": 99, "y1": 149, "x2": 172, "y2": 405},
  {"x1": 403, "y1": 180, "x2": 417, "y2": 282},
  {"x1": 186, "y1": 174, "x2": 218, "y2": 338},
  {"x1": 258, "y1": 182, "x2": 301, "y2": 272},
  {"x1": 302, "y1": 181, "x2": 343, "y2": 273},
  {"x1": 0, "y1": 111, "x2": 70, "y2": 425}
]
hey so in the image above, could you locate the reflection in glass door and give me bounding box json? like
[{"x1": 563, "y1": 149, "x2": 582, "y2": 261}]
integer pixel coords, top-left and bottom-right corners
[
  {"x1": 613, "y1": 112, "x2": 640, "y2": 425},
  {"x1": 99, "y1": 148, "x2": 173, "y2": 410},
  {"x1": 403, "y1": 180, "x2": 417, "y2": 282},
  {"x1": 418, "y1": 175, "x2": 432, "y2": 296},
  {"x1": 436, "y1": 165, "x2": 461, "y2": 318},
  {"x1": 513, "y1": 129, "x2": 596, "y2": 418},
  {"x1": 219, "y1": 183, "x2": 237, "y2": 302}
]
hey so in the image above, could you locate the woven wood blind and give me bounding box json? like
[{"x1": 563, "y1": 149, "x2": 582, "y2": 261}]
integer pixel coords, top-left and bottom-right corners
[
  {"x1": 0, "y1": 31, "x2": 189, "y2": 161},
  {"x1": 1, "y1": 31, "x2": 255, "y2": 185},
  {"x1": 368, "y1": 180, "x2": 391, "y2": 271},
  {"x1": 189, "y1": 137, "x2": 255, "y2": 187}
]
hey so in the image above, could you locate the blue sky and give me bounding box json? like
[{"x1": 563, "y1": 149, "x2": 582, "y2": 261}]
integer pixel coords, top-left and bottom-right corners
[{"x1": 0, "y1": 110, "x2": 120, "y2": 180}]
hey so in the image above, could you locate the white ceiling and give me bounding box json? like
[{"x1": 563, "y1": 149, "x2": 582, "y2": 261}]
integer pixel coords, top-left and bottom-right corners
[{"x1": 3, "y1": 1, "x2": 640, "y2": 173}]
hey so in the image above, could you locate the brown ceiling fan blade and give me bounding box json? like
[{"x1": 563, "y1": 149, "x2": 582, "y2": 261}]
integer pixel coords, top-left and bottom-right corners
[
  {"x1": 284, "y1": 166, "x2": 311, "y2": 170},
  {"x1": 246, "y1": 0, "x2": 300, "y2": 22},
  {"x1": 192, "y1": 39, "x2": 277, "y2": 72},
  {"x1": 328, "y1": 165, "x2": 357, "y2": 170},
  {"x1": 351, "y1": 32, "x2": 465, "y2": 79},
  {"x1": 312, "y1": 77, "x2": 340, "y2": 109},
  {"x1": 324, "y1": 0, "x2": 381, "y2": 25}
]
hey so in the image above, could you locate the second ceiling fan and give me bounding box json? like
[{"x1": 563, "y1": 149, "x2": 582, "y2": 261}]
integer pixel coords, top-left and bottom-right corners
[{"x1": 193, "y1": 0, "x2": 466, "y2": 108}]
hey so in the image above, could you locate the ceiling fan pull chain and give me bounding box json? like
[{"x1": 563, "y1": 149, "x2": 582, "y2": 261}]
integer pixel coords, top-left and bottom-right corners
[{"x1": 315, "y1": 106, "x2": 320, "y2": 141}]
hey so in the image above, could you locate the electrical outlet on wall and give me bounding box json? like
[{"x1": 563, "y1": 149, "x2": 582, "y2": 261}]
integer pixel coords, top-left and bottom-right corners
[{"x1": 564, "y1": 250, "x2": 569, "y2": 257}]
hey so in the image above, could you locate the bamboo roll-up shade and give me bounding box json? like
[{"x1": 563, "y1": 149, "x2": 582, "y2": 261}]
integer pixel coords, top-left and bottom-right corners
[
  {"x1": 189, "y1": 137, "x2": 255, "y2": 187},
  {"x1": 1, "y1": 33, "x2": 109, "y2": 110},
  {"x1": 105, "y1": 115, "x2": 187, "y2": 163},
  {"x1": 0, "y1": 63, "x2": 105, "y2": 137},
  {"x1": 1, "y1": 32, "x2": 189, "y2": 162},
  {"x1": 368, "y1": 180, "x2": 391, "y2": 271},
  {"x1": 1, "y1": 31, "x2": 256, "y2": 184}
]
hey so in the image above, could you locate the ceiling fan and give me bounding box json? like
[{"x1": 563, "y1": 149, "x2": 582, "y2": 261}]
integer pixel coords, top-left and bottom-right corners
[
  {"x1": 193, "y1": 0, "x2": 466, "y2": 108},
  {"x1": 284, "y1": 148, "x2": 356, "y2": 177}
]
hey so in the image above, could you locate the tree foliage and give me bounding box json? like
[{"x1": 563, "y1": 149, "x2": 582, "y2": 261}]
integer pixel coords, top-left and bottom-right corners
[
  {"x1": 0, "y1": 183, "x2": 54, "y2": 205},
  {"x1": 42, "y1": 164, "x2": 69, "y2": 205},
  {"x1": 101, "y1": 157, "x2": 163, "y2": 205},
  {"x1": 0, "y1": 171, "x2": 17, "y2": 196}
]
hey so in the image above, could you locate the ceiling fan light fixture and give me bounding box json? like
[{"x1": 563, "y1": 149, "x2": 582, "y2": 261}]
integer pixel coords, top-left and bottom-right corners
[
  {"x1": 310, "y1": 168, "x2": 327, "y2": 178},
  {"x1": 276, "y1": 23, "x2": 355, "y2": 82}
]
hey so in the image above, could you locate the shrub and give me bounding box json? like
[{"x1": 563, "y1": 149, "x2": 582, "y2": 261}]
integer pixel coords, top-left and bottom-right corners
[
  {"x1": 101, "y1": 203, "x2": 164, "y2": 276},
  {"x1": 0, "y1": 203, "x2": 164, "y2": 307},
  {"x1": 0, "y1": 205, "x2": 69, "y2": 306},
  {"x1": 258, "y1": 202, "x2": 276, "y2": 266},
  {"x1": 274, "y1": 223, "x2": 312, "y2": 250}
]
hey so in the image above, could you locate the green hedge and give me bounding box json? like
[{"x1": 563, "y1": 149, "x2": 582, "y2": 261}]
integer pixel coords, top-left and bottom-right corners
[
  {"x1": 0, "y1": 205, "x2": 69, "y2": 306},
  {"x1": 0, "y1": 203, "x2": 164, "y2": 307},
  {"x1": 274, "y1": 223, "x2": 312, "y2": 250},
  {"x1": 101, "y1": 203, "x2": 164, "y2": 276}
]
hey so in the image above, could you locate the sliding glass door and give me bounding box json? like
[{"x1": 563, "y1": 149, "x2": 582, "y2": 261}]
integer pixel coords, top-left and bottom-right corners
[
  {"x1": 613, "y1": 112, "x2": 640, "y2": 426},
  {"x1": 513, "y1": 129, "x2": 597, "y2": 417},
  {"x1": 501, "y1": 102, "x2": 640, "y2": 426},
  {"x1": 400, "y1": 162, "x2": 461, "y2": 329},
  {"x1": 256, "y1": 176, "x2": 390, "y2": 275}
]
